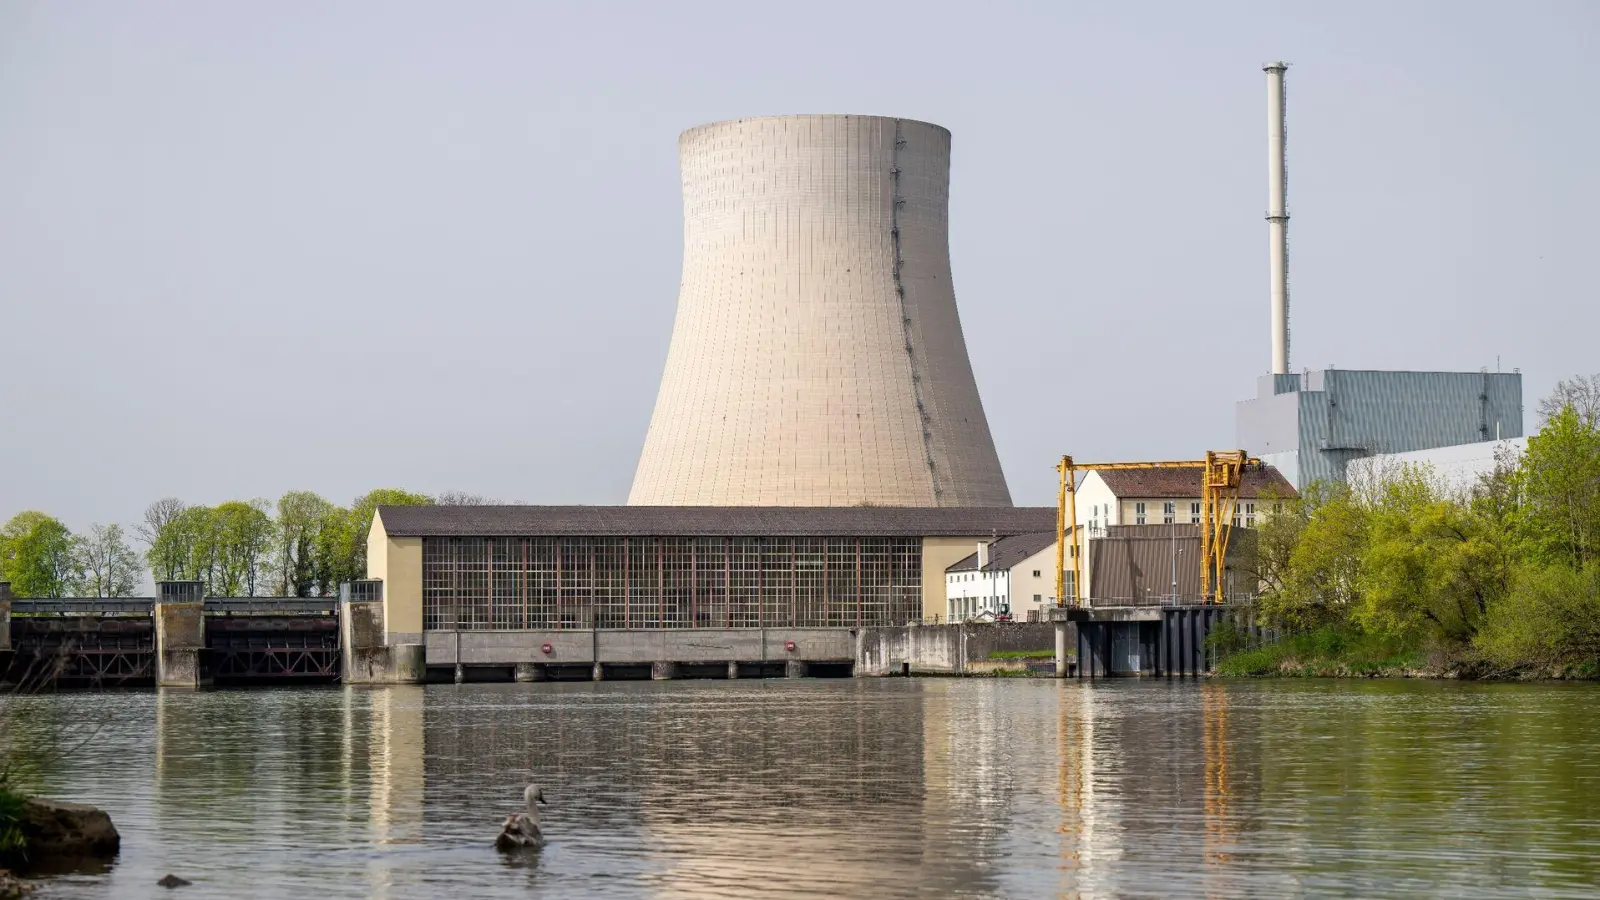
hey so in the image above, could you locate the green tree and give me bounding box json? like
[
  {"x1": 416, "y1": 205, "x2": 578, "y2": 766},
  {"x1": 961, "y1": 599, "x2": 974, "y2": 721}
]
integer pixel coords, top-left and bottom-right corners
[
  {"x1": 1476, "y1": 564, "x2": 1600, "y2": 670},
  {"x1": 1357, "y1": 470, "x2": 1512, "y2": 645},
  {"x1": 75, "y1": 523, "x2": 143, "y2": 597},
  {"x1": 1263, "y1": 482, "x2": 1369, "y2": 630},
  {"x1": 318, "y1": 489, "x2": 433, "y2": 590},
  {"x1": 273, "y1": 491, "x2": 334, "y2": 596},
  {"x1": 209, "y1": 500, "x2": 275, "y2": 596},
  {"x1": 148, "y1": 504, "x2": 213, "y2": 588},
  {"x1": 0, "y1": 512, "x2": 80, "y2": 597},
  {"x1": 1516, "y1": 406, "x2": 1600, "y2": 571}
]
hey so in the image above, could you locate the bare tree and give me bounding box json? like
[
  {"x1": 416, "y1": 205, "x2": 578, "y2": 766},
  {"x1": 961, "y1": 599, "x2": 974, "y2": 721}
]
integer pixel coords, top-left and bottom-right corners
[
  {"x1": 136, "y1": 498, "x2": 187, "y2": 550},
  {"x1": 1537, "y1": 374, "x2": 1600, "y2": 429},
  {"x1": 75, "y1": 523, "x2": 142, "y2": 597},
  {"x1": 435, "y1": 491, "x2": 493, "y2": 505}
]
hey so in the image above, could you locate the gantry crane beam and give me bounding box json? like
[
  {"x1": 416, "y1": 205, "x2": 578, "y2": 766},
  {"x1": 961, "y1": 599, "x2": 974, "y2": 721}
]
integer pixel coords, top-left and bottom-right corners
[{"x1": 1054, "y1": 451, "x2": 1260, "y2": 608}]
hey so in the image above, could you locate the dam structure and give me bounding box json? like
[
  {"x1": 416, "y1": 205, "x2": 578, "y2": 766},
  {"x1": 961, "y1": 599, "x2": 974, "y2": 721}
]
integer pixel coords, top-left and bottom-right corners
[{"x1": 629, "y1": 114, "x2": 1011, "y2": 507}]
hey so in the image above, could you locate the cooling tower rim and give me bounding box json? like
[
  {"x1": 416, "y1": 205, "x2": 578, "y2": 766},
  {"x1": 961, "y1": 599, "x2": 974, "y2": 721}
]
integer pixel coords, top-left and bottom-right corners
[{"x1": 680, "y1": 114, "x2": 950, "y2": 142}]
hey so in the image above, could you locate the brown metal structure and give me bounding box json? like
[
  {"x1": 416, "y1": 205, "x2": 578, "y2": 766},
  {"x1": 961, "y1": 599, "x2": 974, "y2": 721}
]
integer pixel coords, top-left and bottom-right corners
[{"x1": 1054, "y1": 451, "x2": 1260, "y2": 607}]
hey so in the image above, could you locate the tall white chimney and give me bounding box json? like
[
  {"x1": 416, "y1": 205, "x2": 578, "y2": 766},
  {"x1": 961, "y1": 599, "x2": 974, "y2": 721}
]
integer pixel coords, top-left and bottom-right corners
[{"x1": 1264, "y1": 61, "x2": 1290, "y2": 375}]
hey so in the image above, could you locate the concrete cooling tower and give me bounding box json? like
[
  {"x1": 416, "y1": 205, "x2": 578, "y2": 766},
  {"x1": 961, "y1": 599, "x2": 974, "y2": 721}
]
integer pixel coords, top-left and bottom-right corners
[{"x1": 629, "y1": 115, "x2": 1012, "y2": 507}]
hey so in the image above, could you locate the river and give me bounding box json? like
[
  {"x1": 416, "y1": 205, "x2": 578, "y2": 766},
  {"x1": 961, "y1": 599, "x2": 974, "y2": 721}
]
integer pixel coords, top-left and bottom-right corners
[{"x1": 7, "y1": 679, "x2": 1600, "y2": 899}]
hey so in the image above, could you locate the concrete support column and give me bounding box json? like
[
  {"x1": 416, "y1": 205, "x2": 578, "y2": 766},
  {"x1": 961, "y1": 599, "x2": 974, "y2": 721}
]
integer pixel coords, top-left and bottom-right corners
[
  {"x1": 591, "y1": 662, "x2": 604, "y2": 682},
  {"x1": 1055, "y1": 622, "x2": 1076, "y2": 678},
  {"x1": 726, "y1": 660, "x2": 740, "y2": 680},
  {"x1": 785, "y1": 660, "x2": 809, "y2": 679},
  {"x1": 0, "y1": 582, "x2": 12, "y2": 653},
  {"x1": 514, "y1": 663, "x2": 546, "y2": 683},
  {"x1": 155, "y1": 581, "x2": 207, "y2": 688},
  {"x1": 650, "y1": 661, "x2": 680, "y2": 681},
  {"x1": 339, "y1": 580, "x2": 423, "y2": 685}
]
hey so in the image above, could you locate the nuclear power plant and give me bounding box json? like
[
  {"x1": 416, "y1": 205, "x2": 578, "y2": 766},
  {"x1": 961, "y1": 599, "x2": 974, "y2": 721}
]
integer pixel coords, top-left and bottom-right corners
[
  {"x1": 628, "y1": 115, "x2": 1012, "y2": 508},
  {"x1": 1236, "y1": 62, "x2": 1523, "y2": 488}
]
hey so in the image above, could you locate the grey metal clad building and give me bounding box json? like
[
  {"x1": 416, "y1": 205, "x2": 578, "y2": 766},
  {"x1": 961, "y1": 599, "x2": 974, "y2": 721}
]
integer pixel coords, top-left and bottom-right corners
[{"x1": 1236, "y1": 368, "x2": 1523, "y2": 489}]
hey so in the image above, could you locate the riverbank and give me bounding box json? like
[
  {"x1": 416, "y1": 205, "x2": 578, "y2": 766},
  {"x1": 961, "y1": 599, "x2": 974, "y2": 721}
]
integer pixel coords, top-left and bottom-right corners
[{"x1": 1215, "y1": 628, "x2": 1600, "y2": 680}]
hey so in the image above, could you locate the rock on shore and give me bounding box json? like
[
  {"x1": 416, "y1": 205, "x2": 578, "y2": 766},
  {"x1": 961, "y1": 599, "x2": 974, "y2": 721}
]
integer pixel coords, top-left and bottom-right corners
[{"x1": 16, "y1": 798, "x2": 119, "y2": 862}]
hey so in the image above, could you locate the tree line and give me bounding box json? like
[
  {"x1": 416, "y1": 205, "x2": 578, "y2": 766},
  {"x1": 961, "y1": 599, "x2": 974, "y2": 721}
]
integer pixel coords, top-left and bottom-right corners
[
  {"x1": 1240, "y1": 374, "x2": 1600, "y2": 675},
  {"x1": 0, "y1": 489, "x2": 488, "y2": 599}
]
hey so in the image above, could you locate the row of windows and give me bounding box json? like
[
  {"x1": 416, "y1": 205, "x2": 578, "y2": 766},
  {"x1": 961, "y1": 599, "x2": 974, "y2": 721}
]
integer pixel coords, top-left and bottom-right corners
[
  {"x1": 422, "y1": 536, "x2": 923, "y2": 631},
  {"x1": 1131, "y1": 501, "x2": 1259, "y2": 527}
]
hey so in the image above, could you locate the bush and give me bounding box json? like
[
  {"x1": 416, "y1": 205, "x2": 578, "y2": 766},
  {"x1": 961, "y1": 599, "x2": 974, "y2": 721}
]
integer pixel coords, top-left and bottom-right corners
[
  {"x1": 0, "y1": 781, "x2": 26, "y2": 864},
  {"x1": 1476, "y1": 565, "x2": 1600, "y2": 671}
]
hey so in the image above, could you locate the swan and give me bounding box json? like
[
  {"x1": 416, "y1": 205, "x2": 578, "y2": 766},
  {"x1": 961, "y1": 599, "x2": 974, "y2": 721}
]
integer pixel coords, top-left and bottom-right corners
[{"x1": 494, "y1": 784, "x2": 547, "y2": 851}]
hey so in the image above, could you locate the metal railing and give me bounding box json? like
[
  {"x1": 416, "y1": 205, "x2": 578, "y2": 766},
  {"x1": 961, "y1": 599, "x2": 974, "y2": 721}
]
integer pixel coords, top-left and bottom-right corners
[
  {"x1": 203, "y1": 598, "x2": 340, "y2": 616},
  {"x1": 13, "y1": 598, "x2": 156, "y2": 615}
]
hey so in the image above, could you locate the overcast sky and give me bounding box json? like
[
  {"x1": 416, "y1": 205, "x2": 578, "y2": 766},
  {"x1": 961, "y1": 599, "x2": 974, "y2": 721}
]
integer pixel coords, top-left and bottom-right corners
[{"x1": 2, "y1": 0, "x2": 1596, "y2": 533}]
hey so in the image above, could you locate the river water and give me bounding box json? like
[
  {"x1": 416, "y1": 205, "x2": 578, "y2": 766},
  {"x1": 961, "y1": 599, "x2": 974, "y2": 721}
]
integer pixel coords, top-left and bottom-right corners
[{"x1": 7, "y1": 679, "x2": 1600, "y2": 899}]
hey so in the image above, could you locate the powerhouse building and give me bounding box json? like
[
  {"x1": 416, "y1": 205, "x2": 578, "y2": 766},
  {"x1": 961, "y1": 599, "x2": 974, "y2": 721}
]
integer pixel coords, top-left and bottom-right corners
[
  {"x1": 366, "y1": 504, "x2": 1055, "y2": 647},
  {"x1": 629, "y1": 114, "x2": 1011, "y2": 508},
  {"x1": 1236, "y1": 368, "x2": 1524, "y2": 489}
]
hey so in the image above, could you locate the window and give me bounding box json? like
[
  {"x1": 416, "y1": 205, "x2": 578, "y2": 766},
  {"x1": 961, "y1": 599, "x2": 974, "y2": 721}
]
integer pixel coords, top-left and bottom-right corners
[
  {"x1": 1163, "y1": 501, "x2": 1175, "y2": 524},
  {"x1": 1191, "y1": 502, "x2": 1202, "y2": 525},
  {"x1": 1032, "y1": 569, "x2": 1041, "y2": 578},
  {"x1": 1033, "y1": 594, "x2": 1041, "y2": 602},
  {"x1": 1246, "y1": 501, "x2": 1257, "y2": 527},
  {"x1": 1135, "y1": 501, "x2": 1146, "y2": 525}
]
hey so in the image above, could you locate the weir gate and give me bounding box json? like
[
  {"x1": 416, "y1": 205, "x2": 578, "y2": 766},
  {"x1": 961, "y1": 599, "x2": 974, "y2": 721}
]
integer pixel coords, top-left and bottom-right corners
[
  {"x1": 0, "y1": 587, "x2": 342, "y2": 688},
  {"x1": 2, "y1": 583, "x2": 1264, "y2": 687}
]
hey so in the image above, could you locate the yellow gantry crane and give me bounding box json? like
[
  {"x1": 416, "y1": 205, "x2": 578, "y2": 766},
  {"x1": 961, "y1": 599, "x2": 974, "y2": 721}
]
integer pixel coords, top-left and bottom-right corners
[{"x1": 1054, "y1": 450, "x2": 1260, "y2": 607}]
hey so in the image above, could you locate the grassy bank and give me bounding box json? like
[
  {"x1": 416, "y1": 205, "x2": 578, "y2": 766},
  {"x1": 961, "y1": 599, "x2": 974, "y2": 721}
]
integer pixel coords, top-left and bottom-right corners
[
  {"x1": 1215, "y1": 627, "x2": 1600, "y2": 679},
  {"x1": 1215, "y1": 628, "x2": 1427, "y2": 677},
  {"x1": 987, "y1": 649, "x2": 1054, "y2": 660}
]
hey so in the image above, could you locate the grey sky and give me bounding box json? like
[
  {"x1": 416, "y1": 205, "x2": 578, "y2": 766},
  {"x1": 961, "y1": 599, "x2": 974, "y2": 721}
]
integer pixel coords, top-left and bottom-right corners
[{"x1": 2, "y1": 0, "x2": 1596, "y2": 534}]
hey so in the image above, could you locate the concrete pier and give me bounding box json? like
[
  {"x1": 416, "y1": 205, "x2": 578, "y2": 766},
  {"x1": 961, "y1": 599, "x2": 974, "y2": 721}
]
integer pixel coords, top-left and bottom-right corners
[
  {"x1": 785, "y1": 660, "x2": 809, "y2": 679},
  {"x1": 1054, "y1": 621, "x2": 1072, "y2": 678},
  {"x1": 341, "y1": 581, "x2": 425, "y2": 685},
  {"x1": 726, "y1": 660, "x2": 739, "y2": 679},
  {"x1": 591, "y1": 662, "x2": 604, "y2": 682},
  {"x1": 0, "y1": 582, "x2": 11, "y2": 654},
  {"x1": 514, "y1": 663, "x2": 546, "y2": 683},
  {"x1": 650, "y1": 661, "x2": 680, "y2": 681},
  {"x1": 154, "y1": 581, "x2": 207, "y2": 688}
]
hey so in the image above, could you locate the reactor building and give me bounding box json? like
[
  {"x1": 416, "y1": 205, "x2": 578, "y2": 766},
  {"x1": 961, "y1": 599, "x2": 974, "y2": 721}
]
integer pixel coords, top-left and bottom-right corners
[
  {"x1": 1236, "y1": 63, "x2": 1523, "y2": 490},
  {"x1": 628, "y1": 115, "x2": 1012, "y2": 508}
]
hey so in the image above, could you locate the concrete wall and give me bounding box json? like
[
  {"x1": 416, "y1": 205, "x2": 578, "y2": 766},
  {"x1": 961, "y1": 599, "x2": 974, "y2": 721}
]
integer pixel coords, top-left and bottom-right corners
[
  {"x1": 368, "y1": 512, "x2": 423, "y2": 644},
  {"x1": 427, "y1": 627, "x2": 856, "y2": 667},
  {"x1": 0, "y1": 582, "x2": 10, "y2": 652},
  {"x1": 154, "y1": 601, "x2": 206, "y2": 688},
  {"x1": 629, "y1": 114, "x2": 1010, "y2": 508},
  {"x1": 854, "y1": 622, "x2": 1059, "y2": 676},
  {"x1": 340, "y1": 597, "x2": 425, "y2": 684}
]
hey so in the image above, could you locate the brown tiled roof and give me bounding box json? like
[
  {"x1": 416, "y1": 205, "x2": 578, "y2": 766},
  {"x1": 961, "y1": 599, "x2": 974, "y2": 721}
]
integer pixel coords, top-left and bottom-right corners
[
  {"x1": 376, "y1": 505, "x2": 1058, "y2": 538},
  {"x1": 1090, "y1": 465, "x2": 1296, "y2": 500},
  {"x1": 946, "y1": 531, "x2": 1059, "y2": 573}
]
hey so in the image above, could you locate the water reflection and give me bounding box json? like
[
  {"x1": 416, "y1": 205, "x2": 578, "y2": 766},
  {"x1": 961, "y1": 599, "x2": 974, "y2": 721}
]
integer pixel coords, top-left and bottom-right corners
[{"x1": 13, "y1": 680, "x2": 1600, "y2": 899}]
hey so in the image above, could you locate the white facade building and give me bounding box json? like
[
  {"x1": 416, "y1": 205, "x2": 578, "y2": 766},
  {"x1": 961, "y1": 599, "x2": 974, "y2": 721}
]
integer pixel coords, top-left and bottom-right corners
[
  {"x1": 1345, "y1": 438, "x2": 1527, "y2": 497},
  {"x1": 943, "y1": 532, "x2": 1057, "y2": 623},
  {"x1": 1071, "y1": 465, "x2": 1295, "y2": 601},
  {"x1": 630, "y1": 114, "x2": 1011, "y2": 507}
]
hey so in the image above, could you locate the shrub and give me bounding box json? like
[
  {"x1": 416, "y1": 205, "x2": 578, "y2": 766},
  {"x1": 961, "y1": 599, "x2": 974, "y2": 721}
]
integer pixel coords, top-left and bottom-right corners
[{"x1": 1476, "y1": 565, "x2": 1600, "y2": 671}]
